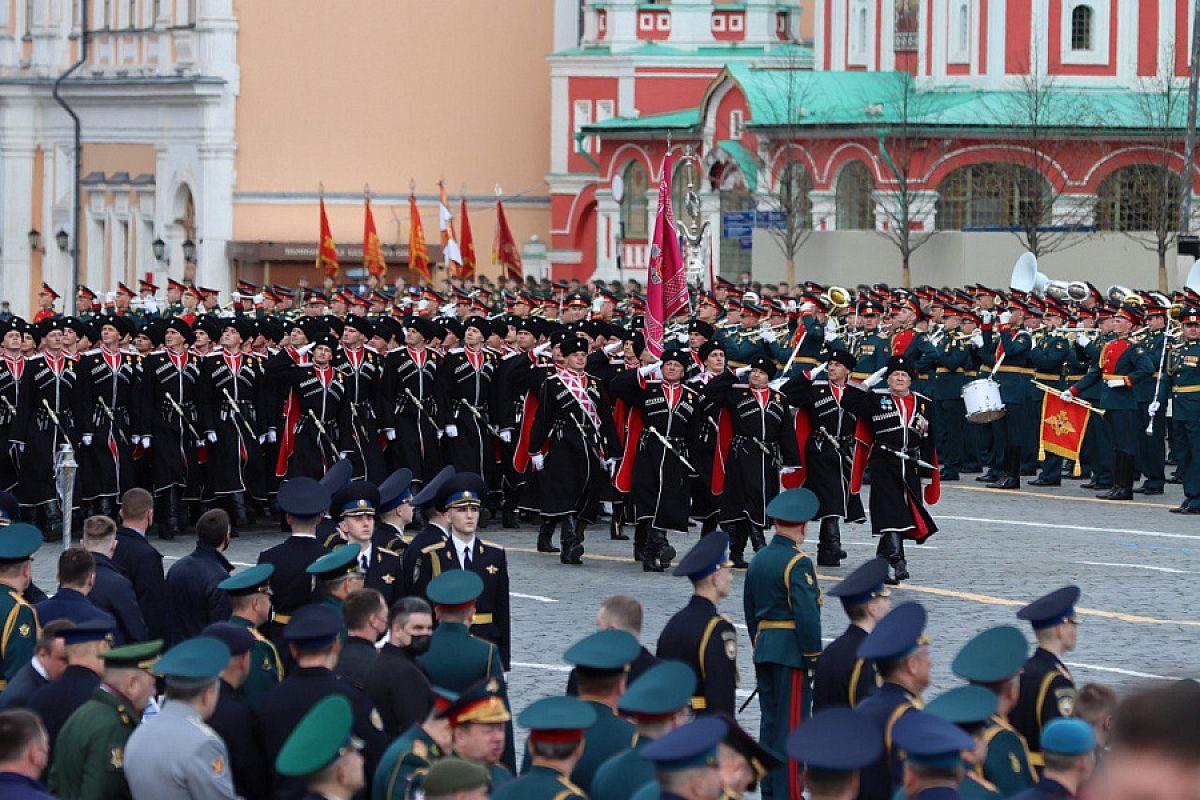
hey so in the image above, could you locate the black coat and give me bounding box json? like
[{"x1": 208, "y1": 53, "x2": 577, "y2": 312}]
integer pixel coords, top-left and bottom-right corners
[
  {"x1": 28, "y1": 664, "x2": 100, "y2": 754},
  {"x1": 111, "y1": 527, "x2": 168, "y2": 641},
  {"x1": 164, "y1": 543, "x2": 233, "y2": 646},
  {"x1": 435, "y1": 348, "x2": 501, "y2": 489},
  {"x1": 0, "y1": 661, "x2": 48, "y2": 709},
  {"x1": 33, "y1": 587, "x2": 106, "y2": 627},
  {"x1": 782, "y1": 376, "x2": 866, "y2": 523},
  {"x1": 379, "y1": 346, "x2": 442, "y2": 484},
  {"x1": 334, "y1": 635, "x2": 378, "y2": 689},
  {"x1": 133, "y1": 349, "x2": 202, "y2": 492},
  {"x1": 656, "y1": 596, "x2": 738, "y2": 717},
  {"x1": 811, "y1": 624, "x2": 876, "y2": 712},
  {"x1": 76, "y1": 349, "x2": 138, "y2": 501},
  {"x1": 362, "y1": 642, "x2": 433, "y2": 739},
  {"x1": 88, "y1": 552, "x2": 148, "y2": 645},
  {"x1": 11, "y1": 353, "x2": 81, "y2": 506},
  {"x1": 257, "y1": 535, "x2": 327, "y2": 618},
  {"x1": 207, "y1": 679, "x2": 271, "y2": 800},
  {"x1": 333, "y1": 347, "x2": 387, "y2": 483},
  {"x1": 400, "y1": 522, "x2": 450, "y2": 599},
  {"x1": 0, "y1": 356, "x2": 23, "y2": 492},
  {"x1": 283, "y1": 364, "x2": 351, "y2": 480},
  {"x1": 196, "y1": 351, "x2": 268, "y2": 497}
]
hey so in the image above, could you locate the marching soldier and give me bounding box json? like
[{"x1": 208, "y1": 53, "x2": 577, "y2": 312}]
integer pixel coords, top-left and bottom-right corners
[
  {"x1": 335, "y1": 316, "x2": 388, "y2": 483},
  {"x1": 952, "y1": 625, "x2": 1037, "y2": 796},
  {"x1": 379, "y1": 317, "x2": 443, "y2": 488},
  {"x1": 1011, "y1": 586, "x2": 1080, "y2": 765},
  {"x1": 0, "y1": 525, "x2": 41, "y2": 688},
  {"x1": 1134, "y1": 304, "x2": 1170, "y2": 495},
  {"x1": 811, "y1": 558, "x2": 891, "y2": 712},
  {"x1": 77, "y1": 315, "x2": 138, "y2": 520},
  {"x1": 687, "y1": 339, "x2": 730, "y2": 537},
  {"x1": 198, "y1": 318, "x2": 268, "y2": 527},
  {"x1": 1029, "y1": 305, "x2": 1073, "y2": 487},
  {"x1": 977, "y1": 302, "x2": 1035, "y2": 490},
  {"x1": 928, "y1": 307, "x2": 974, "y2": 483},
  {"x1": 435, "y1": 316, "x2": 501, "y2": 494},
  {"x1": 841, "y1": 356, "x2": 939, "y2": 584},
  {"x1": 217, "y1": 564, "x2": 284, "y2": 711},
  {"x1": 493, "y1": 316, "x2": 548, "y2": 528},
  {"x1": 703, "y1": 355, "x2": 802, "y2": 568},
  {"x1": 135, "y1": 318, "x2": 203, "y2": 540},
  {"x1": 1168, "y1": 306, "x2": 1200, "y2": 513},
  {"x1": 657, "y1": 532, "x2": 739, "y2": 717},
  {"x1": 0, "y1": 320, "x2": 25, "y2": 493},
  {"x1": 282, "y1": 333, "x2": 350, "y2": 481}
]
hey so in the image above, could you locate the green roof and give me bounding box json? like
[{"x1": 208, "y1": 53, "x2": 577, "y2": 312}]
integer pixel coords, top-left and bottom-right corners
[
  {"x1": 585, "y1": 107, "x2": 700, "y2": 133},
  {"x1": 715, "y1": 140, "x2": 758, "y2": 191}
]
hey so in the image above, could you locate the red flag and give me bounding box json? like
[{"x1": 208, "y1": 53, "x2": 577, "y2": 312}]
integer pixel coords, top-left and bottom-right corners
[
  {"x1": 408, "y1": 192, "x2": 431, "y2": 282},
  {"x1": 646, "y1": 153, "x2": 689, "y2": 359},
  {"x1": 438, "y1": 180, "x2": 462, "y2": 275},
  {"x1": 316, "y1": 194, "x2": 339, "y2": 279},
  {"x1": 1039, "y1": 390, "x2": 1093, "y2": 469},
  {"x1": 363, "y1": 194, "x2": 387, "y2": 280},
  {"x1": 492, "y1": 196, "x2": 522, "y2": 282},
  {"x1": 459, "y1": 197, "x2": 477, "y2": 281}
]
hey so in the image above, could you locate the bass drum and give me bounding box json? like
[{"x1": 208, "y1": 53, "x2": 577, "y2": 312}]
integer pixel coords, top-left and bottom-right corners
[{"x1": 962, "y1": 378, "x2": 1006, "y2": 423}]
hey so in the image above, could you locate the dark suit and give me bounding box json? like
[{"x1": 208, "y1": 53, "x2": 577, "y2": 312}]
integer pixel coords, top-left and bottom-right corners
[
  {"x1": 812, "y1": 624, "x2": 876, "y2": 712},
  {"x1": 163, "y1": 542, "x2": 233, "y2": 645},
  {"x1": 256, "y1": 534, "x2": 327, "y2": 621},
  {"x1": 33, "y1": 587, "x2": 105, "y2": 627},
  {"x1": 0, "y1": 660, "x2": 48, "y2": 709},
  {"x1": 334, "y1": 635, "x2": 378, "y2": 688},
  {"x1": 87, "y1": 551, "x2": 147, "y2": 645},
  {"x1": 27, "y1": 664, "x2": 101, "y2": 754},
  {"x1": 206, "y1": 679, "x2": 270, "y2": 800},
  {"x1": 362, "y1": 642, "x2": 433, "y2": 738},
  {"x1": 111, "y1": 526, "x2": 168, "y2": 641}
]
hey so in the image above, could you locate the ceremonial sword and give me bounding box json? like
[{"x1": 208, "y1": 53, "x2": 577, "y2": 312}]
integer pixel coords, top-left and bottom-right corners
[
  {"x1": 644, "y1": 425, "x2": 697, "y2": 474},
  {"x1": 221, "y1": 387, "x2": 260, "y2": 442},
  {"x1": 876, "y1": 443, "x2": 935, "y2": 470},
  {"x1": 165, "y1": 391, "x2": 203, "y2": 441}
]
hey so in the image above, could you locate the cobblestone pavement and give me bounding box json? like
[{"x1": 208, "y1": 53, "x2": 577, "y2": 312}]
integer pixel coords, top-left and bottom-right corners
[{"x1": 32, "y1": 477, "x2": 1200, "y2": 772}]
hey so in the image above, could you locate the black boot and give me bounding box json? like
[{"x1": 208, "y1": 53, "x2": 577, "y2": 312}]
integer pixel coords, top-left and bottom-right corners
[
  {"x1": 633, "y1": 521, "x2": 649, "y2": 562},
  {"x1": 877, "y1": 532, "x2": 902, "y2": 584},
  {"x1": 989, "y1": 447, "x2": 1022, "y2": 490},
  {"x1": 160, "y1": 489, "x2": 181, "y2": 541},
  {"x1": 536, "y1": 518, "x2": 559, "y2": 553},
  {"x1": 729, "y1": 523, "x2": 750, "y2": 570},
  {"x1": 748, "y1": 524, "x2": 767, "y2": 552},
  {"x1": 642, "y1": 528, "x2": 671, "y2": 572},
  {"x1": 44, "y1": 503, "x2": 63, "y2": 543},
  {"x1": 609, "y1": 502, "x2": 629, "y2": 540},
  {"x1": 894, "y1": 537, "x2": 910, "y2": 582},
  {"x1": 231, "y1": 492, "x2": 250, "y2": 528},
  {"x1": 501, "y1": 508, "x2": 519, "y2": 529},
  {"x1": 655, "y1": 529, "x2": 676, "y2": 571},
  {"x1": 817, "y1": 518, "x2": 842, "y2": 567},
  {"x1": 1104, "y1": 453, "x2": 1134, "y2": 501},
  {"x1": 559, "y1": 517, "x2": 583, "y2": 565},
  {"x1": 699, "y1": 516, "x2": 718, "y2": 536}
]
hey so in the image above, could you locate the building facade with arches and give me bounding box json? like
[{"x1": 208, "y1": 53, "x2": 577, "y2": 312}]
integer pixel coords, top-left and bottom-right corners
[{"x1": 553, "y1": 0, "x2": 1199, "y2": 286}]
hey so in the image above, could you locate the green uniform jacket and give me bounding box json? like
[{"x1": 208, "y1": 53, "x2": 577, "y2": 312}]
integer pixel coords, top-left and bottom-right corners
[
  {"x1": 980, "y1": 715, "x2": 1036, "y2": 797},
  {"x1": 931, "y1": 337, "x2": 971, "y2": 400},
  {"x1": 978, "y1": 328, "x2": 1034, "y2": 403},
  {"x1": 1170, "y1": 340, "x2": 1200, "y2": 422},
  {"x1": 590, "y1": 736, "x2": 655, "y2": 800},
  {"x1": 418, "y1": 621, "x2": 503, "y2": 691},
  {"x1": 851, "y1": 332, "x2": 890, "y2": 381},
  {"x1": 1134, "y1": 331, "x2": 1169, "y2": 403},
  {"x1": 892, "y1": 772, "x2": 1000, "y2": 800},
  {"x1": 0, "y1": 585, "x2": 39, "y2": 687},
  {"x1": 493, "y1": 763, "x2": 587, "y2": 800},
  {"x1": 227, "y1": 615, "x2": 282, "y2": 711},
  {"x1": 371, "y1": 723, "x2": 443, "y2": 800},
  {"x1": 1031, "y1": 334, "x2": 1071, "y2": 390},
  {"x1": 47, "y1": 687, "x2": 140, "y2": 800},
  {"x1": 743, "y1": 535, "x2": 822, "y2": 668},
  {"x1": 569, "y1": 699, "x2": 637, "y2": 795}
]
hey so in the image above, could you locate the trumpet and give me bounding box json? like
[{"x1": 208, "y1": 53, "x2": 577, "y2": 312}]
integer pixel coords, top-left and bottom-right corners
[
  {"x1": 1107, "y1": 285, "x2": 1141, "y2": 306},
  {"x1": 820, "y1": 286, "x2": 851, "y2": 310}
]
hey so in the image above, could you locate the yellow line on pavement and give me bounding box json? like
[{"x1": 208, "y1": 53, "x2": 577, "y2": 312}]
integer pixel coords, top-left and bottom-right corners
[
  {"x1": 945, "y1": 484, "x2": 1170, "y2": 509},
  {"x1": 508, "y1": 545, "x2": 636, "y2": 564}
]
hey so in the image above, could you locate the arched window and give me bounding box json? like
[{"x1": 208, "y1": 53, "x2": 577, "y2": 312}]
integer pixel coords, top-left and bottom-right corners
[
  {"x1": 857, "y1": 7, "x2": 868, "y2": 52},
  {"x1": 1071, "y1": 5, "x2": 1093, "y2": 51},
  {"x1": 777, "y1": 158, "x2": 813, "y2": 229},
  {"x1": 1094, "y1": 165, "x2": 1180, "y2": 232},
  {"x1": 620, "y1": 160, "x2": 650, "y2": 241},
  {"x1": 957, "y1": 3, "x2": 969, "y2": 51},
  {"x1": 935, "y1": 164, "x2": 1050, "y2": 230},
  {"x1": 836, "y1": 161, "x2": 876, "y2": 230}
]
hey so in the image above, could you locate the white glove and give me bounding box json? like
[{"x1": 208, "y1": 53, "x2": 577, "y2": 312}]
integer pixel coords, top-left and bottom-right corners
[
  {"x1": 81, "y1": 433, "x2": 93, "y2": 446},
  {"x1": 638, "y1": 361, "x2": 662, "y2": 378},
  {"x1": 417, "y1": 299, "x2": 430, "y2": 312},
  {"x1": 999, "y1": 311, "x2": 1012, "y2": 325},
  {"x1": 231, "y1": 291, "x2": 242, "y2": 303},
  {"x1": 532, "y1": 341, "x2": 552, "y2": 357},
  {"x1": 808, "y1": 362, "x2": 827, "y2": 379},
  {"x1": 141, "y1": 436, "x2": 151, "y2": 448},
  {"x1": 1149, "y1": 401, "x2": 1161, "y2": 415},
  {"x1": 1075, "y1": 333, "x2": 1091, "y2": 348},
  {"x1": 760, "y1": 328, "x2": 777, "y2": 343},
  {"x1": 206, "y1": 430, "x2": 218, "y2": 443},
  {"x1": 786, "y1": 300, "x2": 798, "y2": 313},
  {"x1": 735, "y1": 366, "x2": 751, "y2": 378},
  {"x1": 780, "y1": 466, "x2": 799, "y2": 475},
  {"x1": 602, "y1": 340, "x2": 623, "y2": 355},
  {"x1": 970, "y1": 332, "x2": 985, "y2": 349},
  {"x1": 1060, "y1": 390, "x2": 1075, "y2": 403},
  {"x1": 799, "y1": 302, "x2": 815, "y2": 313},
  {"x1": 253, "y1": 293, "x2": 265, "y2": 304},
  {"x1": 864, "y1": 367, "x2": 888, "y2": 387},
  {"x1": 105, "y1": 291, "x2": 116, "y2": 303},
  {"x1": 825, "y1": 318, "x2": 839, "y2": 335},
  {"x1": 676, "y1": 332, "x2": 689, "y2": 344},
  {"x1": 531, "y1": 452, "x2": 545, "y2": 471},
  {"x1": 768, "y1": 378, "x2": 787, "y2": 390},
  {"x1": 339, "y1": 451, "x2": 351, "y2": 460},
  {"x1": 142, "y1": 299, "x2": 159, "y2": 315},
  {"x1": 592, "y1": 297, "x2": 604, "y2": 312},
  {"x1": 267, "y1": 429, "x2": 277, "y2": 443},
  {"x1": 1106, "y1": 378, "x2": 1126, "y2": 388},
  {"x1": 499, "y1": 429, "x2": 513, "y2": 443},
  {"x1": 196, "y1": 438, "x2": 207, "y2": 447},
  {"x1": 444, "y1": 424, "x2": 458, "y2": 438},
  {"x1": 258, "y1": 432, "x2": 268, "y2": 444},
  {"x1": 604, "y1": 458, "x2": 617, "y2": 476},
  {"x1": 980, "y1": 311, "x2": 993, "y2": 324},
  {"x1": 383, "y1": 428, "x2": 397, "y2": 441},
  {"x1": 822, "y1": 328, "x2": 837, "y2": 343}
]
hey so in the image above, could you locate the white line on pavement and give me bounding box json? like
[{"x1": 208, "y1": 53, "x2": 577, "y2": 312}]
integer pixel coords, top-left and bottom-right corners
[
  {"x1": 939, "y1": 515, "x2": 1200, "y2": 542},
  {"x1": 511, "y1": 661, "x2": 572, "y2": 673},
  {"x1": 844, "y1": 541, "x2": 939, "y2": 550},
  {"x1": 1064, "y1": 661, "x2": 1177, "y2": 680},
  {"x1": 163, "y1": 556, "x2": 255, "y2": 567},
  {"x1": 1077, "y1": 561, "x2": 1191, "y2": 574},
  {"x1": 511, "y1": 592, "x2": 558, "y2": 603}
]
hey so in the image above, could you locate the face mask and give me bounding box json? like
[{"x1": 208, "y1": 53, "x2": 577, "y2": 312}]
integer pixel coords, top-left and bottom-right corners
[{"x1": 404, "y1": 634, "x2": 432, "y2": 656}]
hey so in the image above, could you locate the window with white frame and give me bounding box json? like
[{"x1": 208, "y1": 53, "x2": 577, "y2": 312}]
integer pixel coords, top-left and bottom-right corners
[
  {"x1": 713, "y1": 14, "x2": 726, "y2": 32},
  {"x1": 849, "y1": 0, "x2": 869, "y2": 64},
  {"x1": 729, "y1": 14, "x2": 743, "y2": 32},
  {"x1": 574, "y1": 100, "x2": 592, "y2": 153},
  {"x1": 729, "y1": 109, "x2": 744, "y2": 140},
  {"x1": 949, "y1": 1, "x2": 970, "y2": 63},
  {"x1": 24, "y1": 0, "x2": 34, "y2": 36},
  {"x1": 595, "y1": 100, "x2": 614, "y2": 154},
  {"x1": 1061, "y1": 1, "x2": 1107, "y2": 65}
]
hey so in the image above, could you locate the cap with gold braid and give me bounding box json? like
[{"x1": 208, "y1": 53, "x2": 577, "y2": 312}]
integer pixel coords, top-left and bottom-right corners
[
  {"x1": 443, "y1": 677, "x2": 511, "y2": 727},
  {"x1": 101, "y1": 639, "x2": 164, "y2": 671}
]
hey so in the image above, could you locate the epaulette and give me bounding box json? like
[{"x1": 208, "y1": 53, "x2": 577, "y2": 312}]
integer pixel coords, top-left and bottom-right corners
[
  {"x1": 26, "y1": 353, "x2": 44, "y2": 362},
  {"x1": 365, "y1": 344, "x2": 380, "y2": 354},
  {"x1": 421, "y1": 542, "x2": 445, "y2": 554},
  {"x1": 449, "y1": 347, "x2": 464, "y2": 354},
  {"x1": 480, "y1": 539, "x2": 504, "y2": 551},
  {"x1": 80, "y1": 347, "x2": 100, "y2": 356}
]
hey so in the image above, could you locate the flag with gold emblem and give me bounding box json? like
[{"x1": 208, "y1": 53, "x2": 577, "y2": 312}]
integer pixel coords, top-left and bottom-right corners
[
  {"x1": 316, "y1": 192, "x2": 339, "y2": 279},
  {"x1": 1039, "y1": 390, "x2": 1092, "y2": 469},
  {"x1": 408, "y1": 192, "x2": 431, "y2": 282},
  {"x1": 363, "y1": 193, "x2": 387, "y2": 280}
]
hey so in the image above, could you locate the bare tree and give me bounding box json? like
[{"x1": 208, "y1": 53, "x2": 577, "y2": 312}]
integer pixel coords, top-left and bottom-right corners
[
  {"x1": 983, "y1": 68, "x2": 1099, "y2": 257},
  {"x1": 872, "y1": 71, "x2": 941, "y2": 288},
  {"x1": 748, "y1": 52, "x2": 817, "y2": 286},
  {"x1": 1108, "y1": 69, "x2": 1188, "y2": 291}
]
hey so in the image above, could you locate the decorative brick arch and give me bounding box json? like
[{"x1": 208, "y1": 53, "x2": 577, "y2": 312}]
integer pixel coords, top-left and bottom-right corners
[
  {"x1": 822, "y1": 143, "x2": 885, "y2": 187},
  {"x1": 921, "y1": 145, "x2": 1072, "y2": 194},
  {"x1": 562, "y1": 182, "x2": 599, "y2": 242},
  {"x1": 602, "y1": 144, "x2": 657, "y2": 184},
  {"x1": 1080, "y1": 146, "x2": 1191, "y2": 194},
  {"x1": 761, "y1": 142, "x2": 820, "y2": 193}
]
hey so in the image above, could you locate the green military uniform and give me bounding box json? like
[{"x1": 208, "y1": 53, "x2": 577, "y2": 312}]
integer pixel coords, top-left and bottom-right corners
[
  {"x1": 0, "y1": 524, "x2": 42, "y2": 688},
  {"x1": 495, "y1": 764, "x2": 585, "y2": 800},
  {"x1": 1134, "y1": 321, "x2": 1170, "y2": 492},
  {"x1": 930, "y1": 328, "x2": 973, "y2": 479},
  {"x1": 1169, "y1": 317, "x2": 1200, "y2": 512},
  {"x1": 979, "y1": 715, "x2": 1037, "y2": 794},
  {"x1": 1029, "y1": 328, "x2": 1071, "y2": 483},
  {"x1": 373, "y1": 723, "x2": 444, "y2": 800},
  {"x1": 716, "y1": 323, "x2": 768, "y2": 369},
  {"x1": 47, "y1": 640, "x2": 163, "y2": 800},
  {"x1": 1075, "y1": 330, "x2": 1113, "y2": 486},
  {"x1": 228, "y1": 615, "x2": 283, "y2": 710},
  {"x1": 745, "y1": 490, "x2": 823, "y2": 800},
  {"x1": 591, "y1": 737, "x2": 654, "y2": 800}
]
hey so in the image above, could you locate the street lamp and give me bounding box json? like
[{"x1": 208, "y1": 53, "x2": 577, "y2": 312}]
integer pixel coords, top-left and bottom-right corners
[
  {"x1": 55, "y1": 229, "x2": 69, "y2": 253},
  {"x1": 27, "y1": 228, "x2": 41, "y2": 252},
  {"x1": 181, "y1": 238, "x2": 196, "y2": 263},
  {"x1": 152, "y1": 237, "x2": 166, "y2": 262}
]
